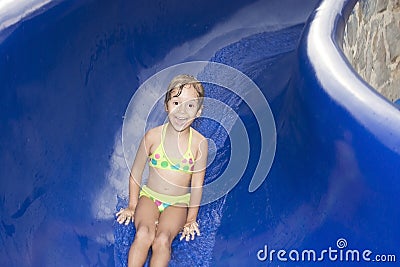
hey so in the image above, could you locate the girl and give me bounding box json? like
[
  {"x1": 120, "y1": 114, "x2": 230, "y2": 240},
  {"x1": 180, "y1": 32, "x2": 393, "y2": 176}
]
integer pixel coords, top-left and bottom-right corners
[{"x1": 116, "y1": 74, "x2": 208, "y2": 267}]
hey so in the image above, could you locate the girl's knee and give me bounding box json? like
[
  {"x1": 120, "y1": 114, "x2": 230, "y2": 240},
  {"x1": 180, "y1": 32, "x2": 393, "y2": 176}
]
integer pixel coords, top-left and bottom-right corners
[
  {"x1": 152, "y1": 232, "x2": 172, "y2": 251},
  {"x1": 135, "y1": 225, "x2": 155, "y2": 245}
]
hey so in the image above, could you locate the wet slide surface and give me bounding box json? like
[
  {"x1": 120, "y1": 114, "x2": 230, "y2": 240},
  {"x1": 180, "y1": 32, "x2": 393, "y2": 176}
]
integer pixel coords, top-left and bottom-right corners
[{"x1": 1, "y1": 0, "x2": 399, "y2": 266}]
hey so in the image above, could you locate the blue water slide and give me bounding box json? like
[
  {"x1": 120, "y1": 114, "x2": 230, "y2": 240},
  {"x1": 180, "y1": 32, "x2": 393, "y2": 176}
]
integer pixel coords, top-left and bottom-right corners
[{"x1": 1, "y1": 0, "x2": 399, "y2": 266}]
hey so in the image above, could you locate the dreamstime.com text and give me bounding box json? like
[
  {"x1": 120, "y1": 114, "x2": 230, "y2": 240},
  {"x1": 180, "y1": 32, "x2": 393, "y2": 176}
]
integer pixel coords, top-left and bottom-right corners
[{"x1": 257, "y1": 238, "x2": 396, "y2": 263}]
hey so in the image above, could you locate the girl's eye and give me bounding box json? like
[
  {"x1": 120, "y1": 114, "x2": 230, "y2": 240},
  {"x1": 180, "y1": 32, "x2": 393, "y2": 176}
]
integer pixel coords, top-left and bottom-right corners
[
  {"x1": 188, "y1": 101, "x2": 198, "y2": 108},
  {"x1": 173, "y1": 101, "x2": 179, "y2": 105}
]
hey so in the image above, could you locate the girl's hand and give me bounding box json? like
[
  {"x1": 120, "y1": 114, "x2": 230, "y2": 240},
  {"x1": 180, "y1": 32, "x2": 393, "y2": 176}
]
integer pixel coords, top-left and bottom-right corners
[
  {"x1": 180, "y1": 221, "x2": 200, "y2": 241},
  {"x1": 116, "y1": 207, "x2": 135, "y2": 225}
]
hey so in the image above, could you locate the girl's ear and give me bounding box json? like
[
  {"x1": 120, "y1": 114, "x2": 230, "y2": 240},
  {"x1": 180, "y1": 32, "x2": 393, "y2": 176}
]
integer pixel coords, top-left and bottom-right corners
[{"x1": 164, "y1": 103, "x2": 168, "y2": 112}]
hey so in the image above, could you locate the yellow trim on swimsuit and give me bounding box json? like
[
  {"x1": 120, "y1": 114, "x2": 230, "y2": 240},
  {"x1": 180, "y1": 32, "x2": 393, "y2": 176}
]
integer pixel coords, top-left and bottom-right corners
[
  {"x1": 148, "y1": 124, "x2": 195, "y2": 173},
  {"x1": 139, "y1": 185, "x2": 191, "y2": 212}
]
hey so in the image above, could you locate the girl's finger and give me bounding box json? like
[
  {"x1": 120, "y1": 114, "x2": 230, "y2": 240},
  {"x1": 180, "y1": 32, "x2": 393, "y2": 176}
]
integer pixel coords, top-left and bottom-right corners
[{"x1": 115, "y1": 208, "x2": 124, "y2": 216}]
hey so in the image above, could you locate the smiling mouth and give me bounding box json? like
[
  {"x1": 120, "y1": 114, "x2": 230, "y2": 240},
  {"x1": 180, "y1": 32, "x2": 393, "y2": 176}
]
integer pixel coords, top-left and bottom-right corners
[
  {"x1": 175, "y1": 117, "x2": 187, "y2": 123},
  {"x1": 171, "y1": 115, "x2": 193, "y2": 127}
]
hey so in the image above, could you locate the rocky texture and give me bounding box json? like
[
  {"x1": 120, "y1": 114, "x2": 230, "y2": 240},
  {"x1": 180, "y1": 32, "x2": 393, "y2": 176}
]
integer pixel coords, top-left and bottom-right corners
[{"x1": 343, "y1": 0, "x2": 400, "y2": 102}]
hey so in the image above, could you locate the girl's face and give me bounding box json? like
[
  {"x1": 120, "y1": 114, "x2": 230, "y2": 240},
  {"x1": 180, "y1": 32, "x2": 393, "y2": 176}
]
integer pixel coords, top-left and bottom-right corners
[{"x1": 165, "y1": 84, "x2": 202, "y2": 131}]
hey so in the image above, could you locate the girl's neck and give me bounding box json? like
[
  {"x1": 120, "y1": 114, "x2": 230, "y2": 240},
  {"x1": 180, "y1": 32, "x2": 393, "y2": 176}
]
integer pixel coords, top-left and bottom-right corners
[
  {"x1": 165, "y1": 122, "x2": 190, "y2": 137},
  {"x1": 163, "y1": 123, "x2": 191, "y2": 155}
]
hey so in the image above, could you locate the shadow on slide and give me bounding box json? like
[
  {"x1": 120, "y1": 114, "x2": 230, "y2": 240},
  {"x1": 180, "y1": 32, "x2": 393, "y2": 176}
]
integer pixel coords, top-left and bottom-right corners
[{"x1": 0, "y1": 0, "x2": 399, "y2": 266}]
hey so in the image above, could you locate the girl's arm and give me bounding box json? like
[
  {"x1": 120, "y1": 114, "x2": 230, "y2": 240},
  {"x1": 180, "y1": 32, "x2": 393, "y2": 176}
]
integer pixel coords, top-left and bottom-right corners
[
  {"x1": 186, "y1": 137, "x2": 208, "y2": 223},
  {"x1": 128, "y1": 133, "x2": 151, "y2": 209},
  {"x1": 117, "y1": 132, "x2": 150, "y2": 224}
]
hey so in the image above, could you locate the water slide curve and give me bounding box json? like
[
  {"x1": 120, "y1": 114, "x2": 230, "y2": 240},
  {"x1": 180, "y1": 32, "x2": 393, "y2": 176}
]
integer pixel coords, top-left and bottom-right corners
[{"x1": 1, "y1": 0, "x2": 399, "y2": 266}]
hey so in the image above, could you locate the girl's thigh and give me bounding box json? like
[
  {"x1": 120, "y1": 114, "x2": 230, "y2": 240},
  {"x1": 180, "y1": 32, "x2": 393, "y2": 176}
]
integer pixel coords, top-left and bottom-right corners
[
  {"x1": 134, "y1": 196, "x2": 160, "y2": 229},
  {"x1": 156, "y1": 205, "x2": 188, "y2": 237}
]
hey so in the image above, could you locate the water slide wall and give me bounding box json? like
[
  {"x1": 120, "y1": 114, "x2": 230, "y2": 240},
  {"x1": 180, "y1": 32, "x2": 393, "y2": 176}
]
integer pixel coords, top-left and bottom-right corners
[{"x1": 1, "y1": 0, "x2": 399, "y2": 266}]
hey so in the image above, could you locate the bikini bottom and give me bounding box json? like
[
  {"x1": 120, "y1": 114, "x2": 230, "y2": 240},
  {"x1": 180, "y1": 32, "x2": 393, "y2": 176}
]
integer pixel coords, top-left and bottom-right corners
[{"x1": 139, "y1": 185, "x2": 190, "y2": 212}]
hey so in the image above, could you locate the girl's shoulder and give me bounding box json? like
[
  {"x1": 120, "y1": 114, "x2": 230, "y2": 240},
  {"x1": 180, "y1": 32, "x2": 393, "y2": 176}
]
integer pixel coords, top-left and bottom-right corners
[
  {"x1": 144, "y1": 125, "x2": 163, "y2": 143},
  {"x1": 191, "y1": 127, "x2": 207, "y2": 148},
  {"x1": 191, "y1": 127, "x2": 206, "y2": 141}
]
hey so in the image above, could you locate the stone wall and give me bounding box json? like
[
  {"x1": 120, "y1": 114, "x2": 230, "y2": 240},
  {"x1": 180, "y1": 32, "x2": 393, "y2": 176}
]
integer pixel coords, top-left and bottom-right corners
[{"x1": 343, "y1": 0, "x2": 400, "y2": 102}]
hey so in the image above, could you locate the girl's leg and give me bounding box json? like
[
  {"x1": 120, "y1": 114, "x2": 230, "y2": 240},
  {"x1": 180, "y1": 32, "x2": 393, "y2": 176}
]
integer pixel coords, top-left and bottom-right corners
[
  {"x1": 149, "y1": 205, "x2": 187, "y2": 267},
  {"x1": 128, "y1": 196, "x2": 159, "y2": 267}
]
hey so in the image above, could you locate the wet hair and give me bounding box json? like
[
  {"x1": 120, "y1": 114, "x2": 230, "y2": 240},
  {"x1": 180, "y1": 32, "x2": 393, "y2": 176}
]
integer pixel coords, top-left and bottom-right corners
[{"x1": 164, "y1": 74, "x2": 204, "y2": 107}]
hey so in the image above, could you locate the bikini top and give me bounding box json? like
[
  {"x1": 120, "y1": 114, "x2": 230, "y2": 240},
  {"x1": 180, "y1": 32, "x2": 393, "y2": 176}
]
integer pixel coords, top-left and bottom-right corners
[{"x1": 148, "y1": 124, "x2": 195, "y2": 173}]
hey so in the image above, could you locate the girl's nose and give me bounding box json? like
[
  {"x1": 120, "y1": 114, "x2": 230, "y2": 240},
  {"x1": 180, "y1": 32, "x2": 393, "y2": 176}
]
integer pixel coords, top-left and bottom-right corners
[
  {"x1": 172, "y1": 104, "x2": 184, "y2": 114},
  {"x1": 177, "y1": 103, "x2": 186, "y2": 113}
]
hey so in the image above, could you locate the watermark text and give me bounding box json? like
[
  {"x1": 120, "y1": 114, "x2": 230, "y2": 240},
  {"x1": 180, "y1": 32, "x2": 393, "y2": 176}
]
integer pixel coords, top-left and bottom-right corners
[{"x1": 257, "y1": 238, "x2": 396, "y2": 263}]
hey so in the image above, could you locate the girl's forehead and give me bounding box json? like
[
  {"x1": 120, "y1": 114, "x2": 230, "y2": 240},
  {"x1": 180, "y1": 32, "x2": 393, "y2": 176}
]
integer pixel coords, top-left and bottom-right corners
[{"x1": 171, "y1": 84, "x2": 199, "y2": 99}]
